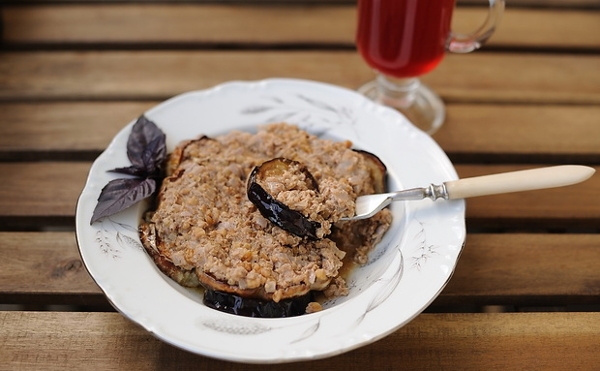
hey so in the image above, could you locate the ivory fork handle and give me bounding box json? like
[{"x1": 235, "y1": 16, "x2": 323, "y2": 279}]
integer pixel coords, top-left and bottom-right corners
[{"x1": 445, "y1": 165, "x2": 595, "y2": 200}]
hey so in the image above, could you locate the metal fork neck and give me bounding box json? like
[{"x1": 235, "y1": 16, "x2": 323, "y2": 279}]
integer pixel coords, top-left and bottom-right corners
[
  {"x1": 423, "y1": 183, "x2": 449, "y2": 201},
  {"x1": 390, "y1": 183, "x2": 448, "y2": 202}
]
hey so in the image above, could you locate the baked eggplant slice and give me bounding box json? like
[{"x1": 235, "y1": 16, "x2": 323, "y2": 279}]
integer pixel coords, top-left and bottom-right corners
[{"x1": 247, "y1": 158, "x2": 321, "y2": 240}]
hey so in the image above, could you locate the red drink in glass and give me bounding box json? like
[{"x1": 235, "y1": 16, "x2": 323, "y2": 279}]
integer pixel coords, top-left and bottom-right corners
[{"x1": 357, "y1": 0, "x2": 456, "y2": 78}]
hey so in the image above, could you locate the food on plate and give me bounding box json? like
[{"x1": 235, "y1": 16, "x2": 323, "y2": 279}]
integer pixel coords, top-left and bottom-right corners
[
  {"x1": 248, "y1": 157, "x2": 328, "y2": 240},
  {"x1": 139, "y1": 123, "x2": 392, "y2": 317}
]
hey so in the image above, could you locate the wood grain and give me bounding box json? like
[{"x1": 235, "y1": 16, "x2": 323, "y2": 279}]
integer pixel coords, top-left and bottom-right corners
[
  {"x1": 0, "y1": 162, "x2": 89, "y2": 219},
  {"x1": 0, "y1": 102, "x2": 154, "y2": 160},
  {"x1": 2, "y1": 5, "x2": 599, "y2": 50},
  {"x1": 434, "y1": 104, "x2": 600, "y2": 163},
  {"x1": 455, "y1": 165, "x2": 600, "y2": 229},
  {"x1": 0, "y1": 232, "x2": 104, "y2": 305},
  {"x1": 2, "y1": 232, "x2": 599, "y2": 306},
  {"x1": 1, "y1": 311, "x2": 599, "y2": 370},
  {"x1": 442, "y1": 233, "x2": 600, "y2": 306},
  {"x1": 3, "y1": 4, "x2": 357, "y2": 46},
  {"x1": 1, "y1": 51, "x2": 599, "y2": 104},
  {"x1": 2, "y1": 102, "x2": 599, "y2": 162}
]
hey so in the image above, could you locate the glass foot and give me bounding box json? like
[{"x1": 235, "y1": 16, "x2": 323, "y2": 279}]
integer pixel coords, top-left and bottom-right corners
[{"x1": 358, "y1": 78, "x2": 445, "y2": 135}]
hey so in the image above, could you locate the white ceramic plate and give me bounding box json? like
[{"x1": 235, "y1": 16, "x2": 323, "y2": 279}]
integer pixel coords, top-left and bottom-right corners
[{"x1": 76, "y1": 78, "x2": 465, "y2": 364}]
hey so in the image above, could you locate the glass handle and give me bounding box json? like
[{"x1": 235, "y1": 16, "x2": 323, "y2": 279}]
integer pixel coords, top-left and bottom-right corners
[{"x1": 447, "y1": 0, "x2": 505, "y2": 53}]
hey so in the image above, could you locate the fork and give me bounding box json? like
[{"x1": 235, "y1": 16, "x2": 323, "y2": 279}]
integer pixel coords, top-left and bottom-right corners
[{"x1": 341, "y1": 165, "x2": 595, "y2": 221}]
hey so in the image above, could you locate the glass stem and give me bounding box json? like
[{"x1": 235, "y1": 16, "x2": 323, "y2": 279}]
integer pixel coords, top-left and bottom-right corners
[{"x1": 376, "y1": 75, "x2": 420, "y2": 109}]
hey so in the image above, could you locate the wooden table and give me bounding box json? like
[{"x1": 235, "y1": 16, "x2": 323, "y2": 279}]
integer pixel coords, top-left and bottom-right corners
[{"x1": 1, "y1": 1, "x2": 599, "y2": 369}]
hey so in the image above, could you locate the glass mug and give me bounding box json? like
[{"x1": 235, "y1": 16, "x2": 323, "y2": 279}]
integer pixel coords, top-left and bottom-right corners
[{"x1": 356, "y1": 0, "x2": 505, "y2": 134}]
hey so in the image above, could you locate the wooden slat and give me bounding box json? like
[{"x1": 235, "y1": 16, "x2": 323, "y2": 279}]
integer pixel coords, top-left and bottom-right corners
[
  {"x1": 434, "y1": 104, "x2": 600, "y2": 163},
  {"x1": 1, "y1": 311, "x2": 599, "y2": 370},
  {"x1": 2, "y1": 102, "x2": 600, "y2": 163},
  {"x1": 0, "y1": 102, "x2": 154, "y2": 160},
  {"x1": 2, "y1": 5, "x2": 600, "y2": 50},
  {"x1": 441, "y1": 233, "x2": 600, "y2": 306},
  {"x1": 0, "y1": 232, "x2": 104, "y2": 305},
  {"x1": 2, "y1": 232, "x2": 599, "y2": 306},
  {"x1": 430, "y1": 53, "x2": 600, "y2": 105},
  {"x1": 0, "y1": 163, "x2": 597, "y2": 229},
  {"x1": 4, "y1": 4, "x2": 356, "y2": 46},
  {"x1": 456, "y1": 165, "x2": 600, "y2": 230},
  {"x1": 0, "y1": 162, "x2": 89, "y2": 219},
  {"x1": 1, "y1": 51, "x2": 599, "y2": 104}
]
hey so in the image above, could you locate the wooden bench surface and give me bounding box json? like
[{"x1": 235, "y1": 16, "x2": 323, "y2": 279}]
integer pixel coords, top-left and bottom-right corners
[
  {"x1": 1, "y1": 1, "x2": 599, "y2": 370},
  {"x1": 2, "y1": 311, "x2": 599, "y2": 370}
]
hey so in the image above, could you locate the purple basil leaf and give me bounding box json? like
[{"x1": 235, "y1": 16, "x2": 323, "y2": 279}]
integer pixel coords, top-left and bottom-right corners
[
  {"x1": 90, "y1": 177, "x2": 156, "y2": 224},
  {"x1": 127, "y1": 116, "x2": 167, "y2": 175},
  {"x1": 141, "y1": 134, "x2": 167, "y2": 175},
  {"x1": 109, "y1": 165, "x2": 147, "y2": 177}
]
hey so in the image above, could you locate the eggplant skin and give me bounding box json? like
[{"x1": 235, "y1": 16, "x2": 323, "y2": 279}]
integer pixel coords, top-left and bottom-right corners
[
  {"x1": 203, "y1": 289, "x2": 314, "y2": 318},
  {"x1": 353, "y1": 149, "x2": 387, "y2": 194},
  {"x1": 247, "y1": 181, "x2": 320, "y2": 240}
]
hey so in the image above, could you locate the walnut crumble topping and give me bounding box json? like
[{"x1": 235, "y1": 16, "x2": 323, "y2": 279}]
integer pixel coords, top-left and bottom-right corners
[{"x1": 140, "y1": 123, "x2": 392, "y2": 308}]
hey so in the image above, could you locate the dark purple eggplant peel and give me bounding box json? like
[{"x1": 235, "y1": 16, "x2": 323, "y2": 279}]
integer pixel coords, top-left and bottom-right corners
[{"x1": 247, "y1": 158, "x2": 321, "y2": 240}]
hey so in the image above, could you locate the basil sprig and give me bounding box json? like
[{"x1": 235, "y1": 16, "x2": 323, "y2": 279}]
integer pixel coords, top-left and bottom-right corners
[{"x1": 90, "y1": 116, "x2": 166, "y2": 224}]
